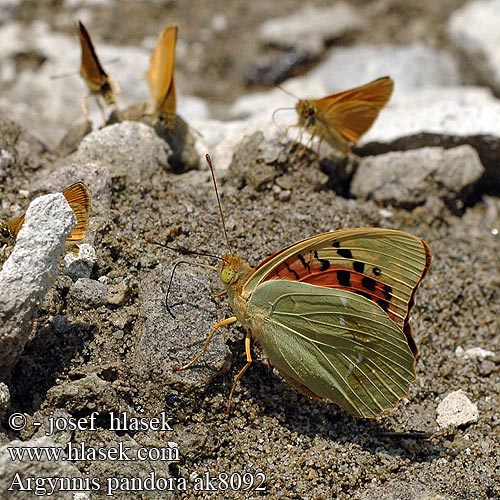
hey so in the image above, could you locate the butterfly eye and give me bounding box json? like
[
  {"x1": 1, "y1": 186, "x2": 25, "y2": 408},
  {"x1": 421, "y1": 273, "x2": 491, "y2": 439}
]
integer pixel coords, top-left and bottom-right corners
[
  {"x1": 0, "y1": 227, "x2": 11, "y2": 239},
  {"x1": 220, "y1": 266, "x2": 236, "y2": 285}
]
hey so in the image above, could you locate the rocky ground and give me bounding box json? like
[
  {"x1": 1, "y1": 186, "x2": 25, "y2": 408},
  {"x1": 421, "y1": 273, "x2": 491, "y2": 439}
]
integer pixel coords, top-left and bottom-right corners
[{"x1": 0, "y1": 1, "x2": 499, "y2": 499}]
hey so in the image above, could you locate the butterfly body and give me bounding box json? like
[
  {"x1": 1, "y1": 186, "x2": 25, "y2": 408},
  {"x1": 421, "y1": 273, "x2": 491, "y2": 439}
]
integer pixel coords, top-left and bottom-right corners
[
  {"x1": 217, "y1": 228, "x2": 430, "y2": 417},
  {"x1": 0, "y1": 182, "x2": 92, "y2": 251},
  {"x1": 295, "y1": 77, "x2": 394, "y2": 154}
]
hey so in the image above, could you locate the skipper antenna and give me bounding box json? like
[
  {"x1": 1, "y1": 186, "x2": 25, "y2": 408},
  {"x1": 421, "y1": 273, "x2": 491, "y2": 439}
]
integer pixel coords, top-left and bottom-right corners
[{"x1": 205, "y1": 154, "x2": 232, "y2": 253}]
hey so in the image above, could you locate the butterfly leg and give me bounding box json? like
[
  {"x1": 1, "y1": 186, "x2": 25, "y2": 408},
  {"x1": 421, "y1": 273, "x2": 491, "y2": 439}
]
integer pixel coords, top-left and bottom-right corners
[
  {"x1": 226, "y1": 331, "x2": 253, "y2": 414},
  {"x1": 94, "y1": 95, "x2": 108, "y2": 123},
  {"x1": 81, "y1": 94, "x2": 91, "y2": 118},
  {"x1": 173, "y1": 316, "x2": 237, "y2": 371},
  {"x1": 212, "y1": 289, "x2": 227, "y2": 299}
]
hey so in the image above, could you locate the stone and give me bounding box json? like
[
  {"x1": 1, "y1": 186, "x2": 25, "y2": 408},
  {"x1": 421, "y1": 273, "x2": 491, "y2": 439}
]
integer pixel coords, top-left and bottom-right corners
[
  {"x1": 67, "y1": 121, "x2": 171, "y2": 182},
  {"x1": 350, "y1": 145, "x2": 484, "y2": 210},
  {"x1": 67, "y1": 278, "x2": 109, "y2": 311},
  {"x1": 133, "y1": 266, "x2": 228, "y2": 395},
  {"x1": 0, "y1": 193, "x2": 75, "y2": 380},
  {"x1": 259, "y1": 3, "x2": 365, "y2": 56},
  {"x1": 359, "y1": 87, "x2": 500, "y2": 193},
  {"x1": 308, "y1": 43, "x2": 461, "y2": 94},
  {"x1": 0, "y1": 382, "x2": 10, "y2": 420},
  {"x1": 436, "y1": 389, "x2": 479, "y2": 428},
  {"x1": 455, "y1": 346, "x2": 496, "y2": 360},
  {"x1": 447, "y1": 0, "x2": 500, "y2": 94}
]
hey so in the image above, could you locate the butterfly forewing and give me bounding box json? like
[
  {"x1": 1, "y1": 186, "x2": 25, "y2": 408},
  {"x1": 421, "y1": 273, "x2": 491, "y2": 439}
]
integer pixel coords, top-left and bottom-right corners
[
  {"x1": 149, "y1": 24, "x2": 177, "y2": 119},
  {"x1": 243, "y1": 228, "x2": 431, "y2": 353},
  {"x1": 77, "y1": 21, "x2": 117, "y2": 108},
  {"x1": 247, "y1": 280, "x2": 416, "y2": 418}
]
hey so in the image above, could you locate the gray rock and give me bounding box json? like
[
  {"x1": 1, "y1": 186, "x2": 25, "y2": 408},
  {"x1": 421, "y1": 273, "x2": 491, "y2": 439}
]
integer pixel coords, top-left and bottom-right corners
[
  {"x1": 309, "y1": 43, "x2": 461, "y2": 93},
  {"x1": 436, "y1": 389, "x2": 479, "y2": 428},
  {"x1": 32, "y1": 161, "x2": 112, "y2": 214},
  {"x1": 64, "y1": 244, "x2": 97, "y2": 281},
  {"x1": 0, "y1": 436, "x2": 90, "y2": 499},
  {"x1": 360, "y1": 87, "x2": 500, "y2": 193},
  {"x1": 133, "y1": 266, "x2": 229, "y2": 398},
  {"x1": 46, "y1": 373, "x2": 121, "y2": 413},
  {"x1": 67, "y1": 121, "x2": 171, "y2": 182},
  {"x1": 67, "y1": 278, "x2": 109, "y2": 311},
  {"x1": 448, "y1": 0, "x2": 500, "y2": 93},
  {"x1": 0, "y1": 382, "x2": 10, "y2": 420},
  {"x1": 0, "y1": 193, "x2": 75, "y2": 381},
  {"x1": 259, "y1": 3, "x2": 366, "y2": 56},
  {"x1": 351, "y1": 146, "x2": 484, "y2": 210}
]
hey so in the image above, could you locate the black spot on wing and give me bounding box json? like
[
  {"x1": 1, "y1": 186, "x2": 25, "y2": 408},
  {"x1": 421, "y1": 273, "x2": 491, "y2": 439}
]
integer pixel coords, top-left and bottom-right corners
[
  {"x1": 383, "y1": 284, "x2": 392, "y2": 300},
  {"x1": 319, "y1": 259, "x2": 330, "y2": 271},
  {"x1": 297, "y1": 253, "x2": 310, "y2": 271},
  {"x1": 353, "y1": 261, "x2": 365, "y2": 273},
  {"x1": 377, "y1": 298, "x2": 390, "y2": 312},
  {"x1": 337, "y1": 248, "x2": 353, "y2": 259},
  {"x1": 337, "y1": 270, "x2": 351, "y2": 287},
  {"x1": 373, "y1": 267, "x2": 381, "y2": 276},
  {"x1": 361, "y1": 276, "x2": 377, "y2": 292},
  {"x1": 355, "y1": 290, "x2": 372, "y2": 300},
  {"x1": 285, "y1": 262, "x2": 299, "y2": 280}
]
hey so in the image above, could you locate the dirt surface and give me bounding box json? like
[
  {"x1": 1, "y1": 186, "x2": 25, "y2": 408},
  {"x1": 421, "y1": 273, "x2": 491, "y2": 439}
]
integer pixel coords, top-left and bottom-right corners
[{"x1": 1, "y1": 1, "x2": 499, "y2": 500}]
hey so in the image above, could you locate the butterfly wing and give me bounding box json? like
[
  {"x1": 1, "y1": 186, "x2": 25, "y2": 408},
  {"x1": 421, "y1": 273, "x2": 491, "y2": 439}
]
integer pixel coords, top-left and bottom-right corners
[
  {"x1": 247, "y1": 280, "x2": 415, "y2": 417},
  {"x1": 62, "y1": 181, "x2": 92, "y2": 243},
  {"x1": 0, "y1": 214, "x2": 25, "y2": 244},
  {"x1": 148, "y1": 24, "x2": 177, "y2": 120},
  {"x1": 313, "y1": 76, "x2": 393, "y2": 146},
  {"x1": 243, "y1": 228, "x2": 431, "y2": 355},
  {"x1": 77, "y1": 21, "x2": 109, "y2": 91}
]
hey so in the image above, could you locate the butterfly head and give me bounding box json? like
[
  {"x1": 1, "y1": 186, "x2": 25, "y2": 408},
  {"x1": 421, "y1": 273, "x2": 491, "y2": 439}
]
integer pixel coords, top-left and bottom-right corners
[
  {"x1": 0, "y1": 222, "x2": 15, "y2": 246},
  {"x1": 220, "y1": 254, "x2": 254, "y2": 289},
  {"x1": 296, "y1": 99, "x2": 316, "y2": 128}
]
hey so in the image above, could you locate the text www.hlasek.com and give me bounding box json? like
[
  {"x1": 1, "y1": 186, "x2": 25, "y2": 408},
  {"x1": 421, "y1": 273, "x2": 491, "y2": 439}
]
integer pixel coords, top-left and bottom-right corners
[{"x1": 8, "y1": 441, "x2": 177, "y2": 462}]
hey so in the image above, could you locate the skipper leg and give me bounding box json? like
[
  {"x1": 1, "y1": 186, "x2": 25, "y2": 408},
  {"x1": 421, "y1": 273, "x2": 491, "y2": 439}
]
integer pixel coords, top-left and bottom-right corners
[
  {"x1": 173, "y1": 316, "x2": 237, "y2": 371},
  {"x1": 226, "y1": 331, "x2": 253, "y2": 414}
]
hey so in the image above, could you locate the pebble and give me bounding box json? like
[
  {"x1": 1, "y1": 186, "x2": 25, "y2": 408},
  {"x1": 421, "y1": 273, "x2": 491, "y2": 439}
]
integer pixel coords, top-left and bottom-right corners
[
  {"x1": 259, "y1": 3, "x2": 365, "y2": 56},
  {"x1": 351, "y1": 145, "x2": 484, "y2": 209},
  {"x1": 455, "y1": 346, "x2": 495, "y2": 360},
  {"x1": 436, "y1": 390, "x2": 479, "y2": 428},
  {"x1": 67, "y1": 121, "x2": 171, "y2": 181},
  {"x1": 67, "y1": 278, "x2": 109, "y2": 311},
  {"x1": 0, "y1": 436, "x2": 90, "y2": 500}
]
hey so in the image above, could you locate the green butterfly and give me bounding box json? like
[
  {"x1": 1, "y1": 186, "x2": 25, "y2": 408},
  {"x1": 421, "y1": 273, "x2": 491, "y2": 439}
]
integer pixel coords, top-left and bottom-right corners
[{"x1": 175, "y1": 228, "x2": 431, "y2": 418}]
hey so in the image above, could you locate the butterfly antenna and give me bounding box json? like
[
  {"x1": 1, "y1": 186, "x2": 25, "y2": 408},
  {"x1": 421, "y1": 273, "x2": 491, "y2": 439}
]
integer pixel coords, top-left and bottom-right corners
[
  {"x1": 205, "y1": 154, "x2": 232, "y2": 254},
  {"x1": 275, "y1": 83, "x2": 299, "y2": 100},
  {"x1": 145, "y1": 236, "x2": 221, "y2": 260},
  {"x1": 272, "y1": 106, "x2": 296, "y2": 128},
  {"x1": 164, "y1": 260, "x2": 219, "y2": 318}
]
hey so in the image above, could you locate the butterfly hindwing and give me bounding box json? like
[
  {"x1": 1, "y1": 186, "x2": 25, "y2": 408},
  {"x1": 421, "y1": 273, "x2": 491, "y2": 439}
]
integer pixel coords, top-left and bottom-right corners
[{"x1": 247, "y1": 280, "x2": 416, "y2": 417}]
